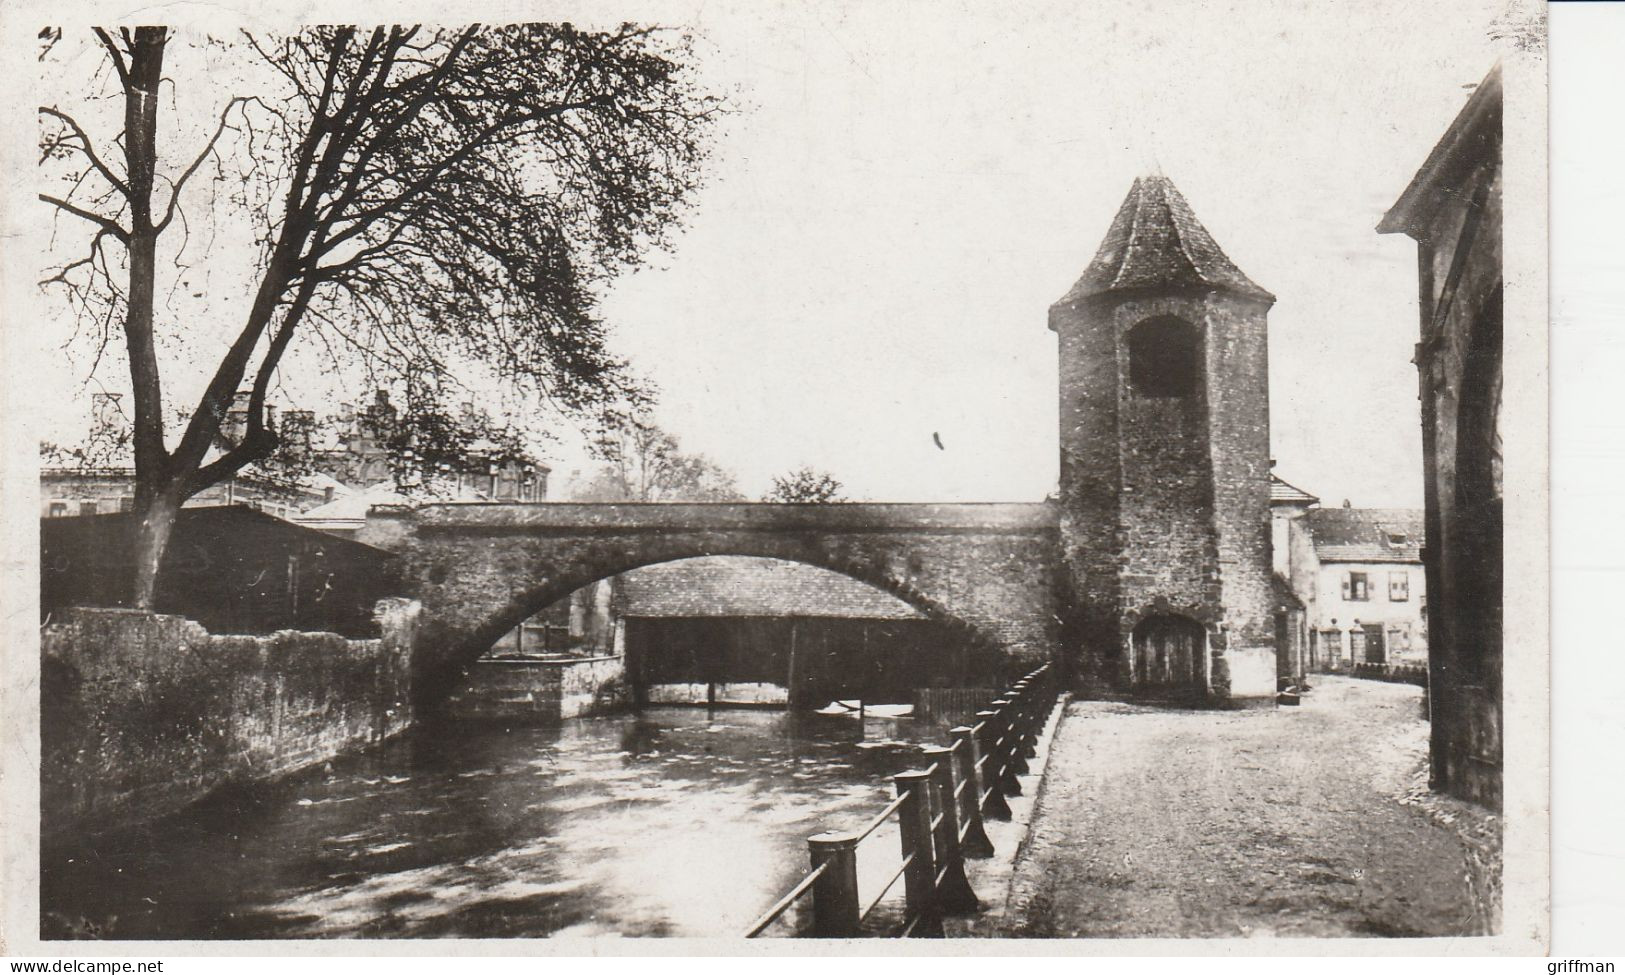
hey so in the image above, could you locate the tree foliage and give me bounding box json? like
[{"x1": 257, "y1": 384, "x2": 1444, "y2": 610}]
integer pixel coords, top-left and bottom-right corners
[
  {"x1": 571, "y1": 418, "x2": 742, "y2": 502},
  {"x1": 39, "y1": 24, "x2": 722, "y2": 603},
  {"x1": 763, "y1": 466, "x2": 846, "y2": 503}
]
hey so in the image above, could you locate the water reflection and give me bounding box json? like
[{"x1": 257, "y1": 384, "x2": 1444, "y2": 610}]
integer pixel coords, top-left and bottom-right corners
[{"x1": 42, "y1": 707, "x2": 942, "y2": 939}]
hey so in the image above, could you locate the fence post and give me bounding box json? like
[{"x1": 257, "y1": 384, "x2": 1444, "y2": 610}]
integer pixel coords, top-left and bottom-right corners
[
  {"x1": 989, "y1": 699, "x2": 1026, "y2": 792},
  {"x1": 948, "y1": 727, "x2": 995, "y2": 857},
  {"x1": 997, "y1": 695, "x2": 1031, "y2": 777},
  {"x1": 893, "y1": 770, "x2": 944, "y2": 937},
  {"x1": 921, "y1": 746, "x2": 980, "y2": 913},
  {"x1": 972, "y1": 711, "x2": 1014, "y2": 819},
  {"x1": 1027, "y1": 676, "x2": 1054, "y2": 753},
  {"x1": 1012, "y1": 680, "x2": 1040, "y2": 758},
  {"x1": 806, "y1": 831, "x2": 861, "y2": 937}
]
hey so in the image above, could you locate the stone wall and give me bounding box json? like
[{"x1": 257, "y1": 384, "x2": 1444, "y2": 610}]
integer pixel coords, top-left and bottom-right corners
[
  {"x1": 440, "y1": 654, "x2": 626, "y2": 722},
  {"x1": 1202, "y1": 294, "x2": 1278, "y2": 656},
  {"x1": 643, "y1": 682, "x2": 787, "y2": 706},
  {"x1": 40, "y1": 601, "x2": 418, "y2": 842}
]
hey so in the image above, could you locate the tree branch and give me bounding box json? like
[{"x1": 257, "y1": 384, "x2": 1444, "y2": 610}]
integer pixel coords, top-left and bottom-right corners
[
  {"x1": 183, "y1": 282, "x2": 311, "y2": 495},
  {"x1": 39, "y1": 193, "x2": 129, "y2": 242},
  {"x1": 91, "y1": 27, "x2": 130, "y2": 90},
  {"x1": 155, "y1": 95, "x2": 255, "y2": 233},
  {"x1": 39, "y1": 106, "x2": 130, "y2": 198}
]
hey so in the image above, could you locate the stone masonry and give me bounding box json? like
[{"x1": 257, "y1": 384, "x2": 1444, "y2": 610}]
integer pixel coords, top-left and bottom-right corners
[
  {"x1": 40, "y1": 601, "x2": 418, "y2": 842},
  {"x1": 1050, "y1": 176, "x2": 1278, "y2": 702},
  {"x1": 360, "y1": 502, "x2": 1061, "y2": 703}
]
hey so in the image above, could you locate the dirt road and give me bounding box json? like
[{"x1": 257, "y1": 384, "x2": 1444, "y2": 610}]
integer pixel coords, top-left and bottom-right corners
[{"x1": 1001, "y1": 676, "x2": 1497, "y2": 939}]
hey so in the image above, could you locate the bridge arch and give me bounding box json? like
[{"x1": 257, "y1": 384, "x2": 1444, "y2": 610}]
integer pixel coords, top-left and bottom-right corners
[
  {"x1": 471, "y1": 549, "x2": 996, "y2": 661},
  {"x1": 361, "y1": 502, "x2": 1062, "y2": 703}
]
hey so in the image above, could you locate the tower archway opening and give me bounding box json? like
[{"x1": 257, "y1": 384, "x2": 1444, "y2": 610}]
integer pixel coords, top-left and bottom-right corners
[
  {"x1": 1127, "y1": 316, "x2": 1202, "y2": 397},
  {"x1": 1130, "y1": 613, "x2": 1208, "y2": 694}
]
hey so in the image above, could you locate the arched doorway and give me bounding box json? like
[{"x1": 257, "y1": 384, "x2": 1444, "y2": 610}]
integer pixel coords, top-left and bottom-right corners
[{"x1": 1131, "y1": 614, "x2": 1207, "y2": 694}]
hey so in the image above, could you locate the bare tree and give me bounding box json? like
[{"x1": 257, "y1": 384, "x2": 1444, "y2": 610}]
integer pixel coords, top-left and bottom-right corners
[
  {"x1": 763, "y1": 466, "x2": 846, "y2": 503},
  {"x1": 39, "y1": 25, "x2": 721, "y2": 605},
  {"x1": 572, "y1": 418, "x2": 743, "y2": 502}
]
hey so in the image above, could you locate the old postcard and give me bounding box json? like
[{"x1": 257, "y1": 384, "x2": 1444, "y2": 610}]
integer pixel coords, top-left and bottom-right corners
[{"x1": 0, "y1": 0, "x2": 1549, "y2": 957}]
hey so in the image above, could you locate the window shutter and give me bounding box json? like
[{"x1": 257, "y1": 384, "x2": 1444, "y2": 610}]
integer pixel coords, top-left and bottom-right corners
[{"x1": 1341, "y1": 573, "x2": 1351, "y2": 600}]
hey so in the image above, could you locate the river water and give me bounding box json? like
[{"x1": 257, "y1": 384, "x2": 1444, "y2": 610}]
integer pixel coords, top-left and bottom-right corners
[{"x1": 42, "y1": 707, "x2": 947, "y2": 939}]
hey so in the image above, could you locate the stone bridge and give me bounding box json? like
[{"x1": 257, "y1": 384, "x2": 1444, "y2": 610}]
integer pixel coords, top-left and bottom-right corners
[{"x1": 358, "y1": 502, "x2": 1062, "y2": 702}]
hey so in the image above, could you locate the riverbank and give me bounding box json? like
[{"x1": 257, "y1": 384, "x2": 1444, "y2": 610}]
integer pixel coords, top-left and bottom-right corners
[{"x1": 994, "y1": 676, "x2": 1498, "y2": 939}]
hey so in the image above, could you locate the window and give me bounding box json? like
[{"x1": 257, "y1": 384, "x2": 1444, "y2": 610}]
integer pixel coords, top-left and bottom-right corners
[
  {"x1": 79, "y1": 500, "x2": 99, "y2": 516},
  {"x1": 1342, "y1": 571, "x2": 1369, "y2": 601},
  {"x1": 1389, "y1": 571, "x2": 1409, "y2": 601},
  {"x1": 1387, "y1": 531, "x2": 1408, "y2": 547},
  {"x1": 1127, "y1": 316, "x2": 1201, "y2": 397},
  {"x1": 118, "y1": 496, "x2": 134, "y2": 512},
  {"x1": 47, "y1": 501, "x2": 68, "y2": 518}
]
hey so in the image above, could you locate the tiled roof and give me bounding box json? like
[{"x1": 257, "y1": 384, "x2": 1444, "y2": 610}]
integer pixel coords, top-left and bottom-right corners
[
  {"x1": 617, "y1": 556, "x2": 924, "y2": 619},
  {"x1": 1270, "y1": 474, "x2": 1320, "y2": 505},
  {"x1": 1056, "y1": 175, "x2": 1274, "y2": 305},
  {"x1": 1305, "y1": 508, "x2": 1425, "y2": 564}
]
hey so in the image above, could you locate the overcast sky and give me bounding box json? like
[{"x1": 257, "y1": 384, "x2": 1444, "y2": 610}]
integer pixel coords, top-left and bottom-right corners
[
  {"x1": 576, "y1": 0, "x2": 1505, "y2": 505},
  {"x1": 33, "y1": 0, "x2": 1507, "y2": 507}
]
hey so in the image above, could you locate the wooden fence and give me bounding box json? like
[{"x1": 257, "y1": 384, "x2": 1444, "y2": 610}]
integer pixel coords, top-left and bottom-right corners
[
  {"x1": 744, "y1": 663, "x2": 1059, "y2": 938},
  {"x1": 1349, "y1": 662, "x2": 1428, "y2": 686},
  {"x1": 911, "y1": 687, "x2": 998, "y2": 727}
]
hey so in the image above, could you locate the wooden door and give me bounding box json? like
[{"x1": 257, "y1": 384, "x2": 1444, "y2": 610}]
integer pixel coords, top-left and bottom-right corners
[
  {"x1": 1363, "y1": 622, "x2": 1386, "y2": 664},
  {"x1": 1132, "y1": 615, "x2": 1206, "y2": 692}
]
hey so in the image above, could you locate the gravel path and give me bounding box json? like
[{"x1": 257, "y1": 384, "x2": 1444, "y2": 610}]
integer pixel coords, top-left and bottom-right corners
[{"x1": 1001, "y1": 676, "x2": 1495, "y2": 939}]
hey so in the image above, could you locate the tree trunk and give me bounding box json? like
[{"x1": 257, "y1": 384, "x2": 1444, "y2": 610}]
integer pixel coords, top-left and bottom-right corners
[
  {"x1": 130, "y1": 489, "x2": 181, "y2": 608},
  {"x1": 122, "y1": 28, "x2": 172, "y2": 609}
]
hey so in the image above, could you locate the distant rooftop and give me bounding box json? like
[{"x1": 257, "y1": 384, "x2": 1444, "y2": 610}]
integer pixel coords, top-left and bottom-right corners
[
  {"x1": 1056, "y1": 174, "x2": 1274, "y2": 306},
  {"x1": 1306, "y1": 507, "x2": 1425, "y2": 564},
  {"x1": 618, "y1": 556, "x2": 924, "y2": 620}
]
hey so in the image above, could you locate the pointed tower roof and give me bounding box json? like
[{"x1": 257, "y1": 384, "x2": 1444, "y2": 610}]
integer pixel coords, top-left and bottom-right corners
[{"x1": 1056, "y1": 175, "x2": 1274, "y2": 305}]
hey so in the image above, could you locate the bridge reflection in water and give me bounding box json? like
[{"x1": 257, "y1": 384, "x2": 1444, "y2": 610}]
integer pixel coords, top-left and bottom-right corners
[{"x1": 41, "y1": 706, "x2": 946, "y2": 939}]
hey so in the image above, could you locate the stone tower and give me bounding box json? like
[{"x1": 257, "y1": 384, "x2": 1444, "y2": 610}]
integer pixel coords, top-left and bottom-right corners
[{"x1": 1050, "y1": 175, "x2": 1277, "y2": 704}]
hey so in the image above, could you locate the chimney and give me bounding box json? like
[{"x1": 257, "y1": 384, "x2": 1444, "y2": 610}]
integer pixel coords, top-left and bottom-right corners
[
  {"x1": 284, "y1": 410, "x2": 316, "y2": 453},
  {"x1": 221, "y1": 390, "x2": 252, "y2": 444}
]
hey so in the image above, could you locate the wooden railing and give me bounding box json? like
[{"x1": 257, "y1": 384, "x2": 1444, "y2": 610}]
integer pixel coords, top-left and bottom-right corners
[{"x1": 744, "y1": 663, "x2": 1058, "y2": 938}]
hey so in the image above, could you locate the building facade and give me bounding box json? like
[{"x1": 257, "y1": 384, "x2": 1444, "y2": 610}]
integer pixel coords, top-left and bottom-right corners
[
  {"x1": 1302, "y1": 507, "x2": 1428, "y2": 671},
  {"x1": 42, "y1": 389, "x2": 551, "y2": 523},
  {"x1": 40, "y1": 467, "x2": 336, "y2": 521},
  {"x1": 1378, "y1": 65, "x2": 1504, "y2": 809},
  {"x1": 312, "y1": 390, "x2": 549, "y2": 503},
  {"x1": 1052, "y1": 175, "x2": 1278, "y2": 704}
]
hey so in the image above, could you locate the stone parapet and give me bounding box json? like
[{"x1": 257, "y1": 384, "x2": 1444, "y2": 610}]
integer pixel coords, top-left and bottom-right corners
[{"x1": 40, "y1": 601, "x2": 418, "y2": 841}]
